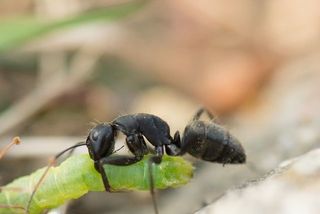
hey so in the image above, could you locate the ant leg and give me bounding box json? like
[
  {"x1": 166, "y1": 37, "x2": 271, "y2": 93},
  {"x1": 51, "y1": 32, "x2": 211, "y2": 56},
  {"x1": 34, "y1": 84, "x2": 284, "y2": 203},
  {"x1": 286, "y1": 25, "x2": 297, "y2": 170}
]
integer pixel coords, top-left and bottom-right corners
[
  {"x1": 96, "y1": 134, "x2": 146, "y2": 192},
  {"x1": 100, "y1": 155, "x2": 143, "y2": 166},
  {"x1": 97, "y1": 155, "x2": 144, "y2": 192},
  {"x1": 192, "y1": 108, "x2": 206, "y2": 121},
  {"x1": 148, "y1": 149, "x2": 163, "y2": 214},
  {"x1": 94, "y1": 161, "x2": 112, "y2": 192},
  {"x1": 126, "y1": 134, "x2": 148, "y2": 156},
  {"x1": 94, "y1": 155, "x2": 145, "y2": 192},
  {"x1": 173, "y1": 131, "x2": 181, "y2": 147},
  {"x1": 166, "y1": 131, "x2": 182, "y2": 156},
  {"x1": 147, "y1": 146, "x2": 164, "y2": 214},
  {"x1": 150, "y1": 146, "x2": 163, "y2": 164},
  {"x1": 148, "y1": 158, "x2": 159, "y2": 214},
  {"x1": 193, "y1": 108, "x2": 218, "y2": 122}
]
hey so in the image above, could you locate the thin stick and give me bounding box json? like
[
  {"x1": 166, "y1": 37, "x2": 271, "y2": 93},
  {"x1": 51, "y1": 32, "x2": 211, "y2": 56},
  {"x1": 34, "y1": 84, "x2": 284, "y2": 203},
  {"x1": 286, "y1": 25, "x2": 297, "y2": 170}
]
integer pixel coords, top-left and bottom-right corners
[
  {"x1": 25, "y1": 158, "x2": 56, "y2": 214},
  {"x1": 0, "y1": 137, "x2": 21, "y2": 159},
  {"x1": 0, "y1": 137, "x2": 27, "y2": 212}
]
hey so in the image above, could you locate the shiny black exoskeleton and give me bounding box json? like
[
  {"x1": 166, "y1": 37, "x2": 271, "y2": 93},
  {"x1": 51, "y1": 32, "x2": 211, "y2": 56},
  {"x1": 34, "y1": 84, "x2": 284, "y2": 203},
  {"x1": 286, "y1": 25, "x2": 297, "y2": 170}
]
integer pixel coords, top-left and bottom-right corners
[
  {"x1": 86, "y1": 108, "x2": 246, "y2": 192},
  {"x1": 26, "y1": 108, "x2": 246, "y2": 214},
  {"x1": 179, "y1": 108, "x2": 246, "y2": 164}
]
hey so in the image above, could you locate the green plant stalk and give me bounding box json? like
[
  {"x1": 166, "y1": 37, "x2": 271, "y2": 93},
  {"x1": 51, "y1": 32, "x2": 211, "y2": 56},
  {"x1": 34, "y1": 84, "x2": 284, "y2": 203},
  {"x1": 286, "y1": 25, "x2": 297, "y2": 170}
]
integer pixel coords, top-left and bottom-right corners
[{"x1": 0, "y1": 154, "x2": 193, "y2": 214}]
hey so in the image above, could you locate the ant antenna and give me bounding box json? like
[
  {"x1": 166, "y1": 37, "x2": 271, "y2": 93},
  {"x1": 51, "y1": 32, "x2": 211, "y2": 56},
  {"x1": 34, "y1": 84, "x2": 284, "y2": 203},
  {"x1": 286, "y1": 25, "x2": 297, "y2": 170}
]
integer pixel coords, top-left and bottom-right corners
[
  {"x1": 67, "y1": 141, "x2": 88, "y2": 158},
  {"x1": 0, "y1": 136, "x2": 21, "y2": 159},
  {"x1": 25, "y1": 142, "x2": 86, "y2": 213},
  {"x1": 148, "y1": 158, "x2": 159, "y2": 214}
]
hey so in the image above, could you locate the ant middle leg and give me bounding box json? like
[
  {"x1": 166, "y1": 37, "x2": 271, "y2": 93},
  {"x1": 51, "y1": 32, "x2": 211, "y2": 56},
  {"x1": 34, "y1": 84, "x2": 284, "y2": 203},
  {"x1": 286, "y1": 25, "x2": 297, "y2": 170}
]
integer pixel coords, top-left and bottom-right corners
[
  {"x1": 147, "y1": 146, "x2": 164, "y2": 214},
  {"x1": 149, "y1": 146, "x2": 163, "y2": 164},
  {"x1": 127, "y1": 134, "x2": 162, "y2": 214}
]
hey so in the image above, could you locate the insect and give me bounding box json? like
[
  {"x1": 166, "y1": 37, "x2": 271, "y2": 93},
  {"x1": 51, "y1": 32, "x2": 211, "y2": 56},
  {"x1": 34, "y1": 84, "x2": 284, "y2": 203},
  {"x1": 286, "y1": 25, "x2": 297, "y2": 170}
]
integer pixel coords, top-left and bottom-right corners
[
  {"x1": 0, "y1": 154, "x2": 192, "y2": 214},
  {"x1": 18, "y1": 107, "x2": 245, "y2": 214},
  {"x1": 85, "y1": 108, "x2": 246, "y2": 212}
]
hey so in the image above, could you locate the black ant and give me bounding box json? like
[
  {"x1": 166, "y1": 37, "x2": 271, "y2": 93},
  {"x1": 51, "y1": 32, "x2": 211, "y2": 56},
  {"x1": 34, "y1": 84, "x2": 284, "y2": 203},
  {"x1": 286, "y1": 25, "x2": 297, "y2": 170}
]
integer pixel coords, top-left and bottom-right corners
[{"x1": 27, "y1": 108, "x2": 246, "y2": 214}]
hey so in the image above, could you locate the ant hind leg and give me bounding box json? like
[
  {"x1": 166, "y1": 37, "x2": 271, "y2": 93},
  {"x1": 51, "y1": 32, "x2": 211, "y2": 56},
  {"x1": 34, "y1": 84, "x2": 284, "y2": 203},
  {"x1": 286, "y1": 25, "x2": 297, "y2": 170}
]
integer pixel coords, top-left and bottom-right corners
[
  {"x1": 192, "y1": 108, "x2": 219, "y2": 123},
  {"x1": 192, "y1": 108, "x2": 206, "y2": 121}
]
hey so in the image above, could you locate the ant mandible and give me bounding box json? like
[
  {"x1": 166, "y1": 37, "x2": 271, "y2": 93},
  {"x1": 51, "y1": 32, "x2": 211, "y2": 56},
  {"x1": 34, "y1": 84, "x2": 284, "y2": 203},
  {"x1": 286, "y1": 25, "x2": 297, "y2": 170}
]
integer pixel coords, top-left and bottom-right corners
[{"x1": 28, "y1": 108, "x2": 246, "y2": 214}]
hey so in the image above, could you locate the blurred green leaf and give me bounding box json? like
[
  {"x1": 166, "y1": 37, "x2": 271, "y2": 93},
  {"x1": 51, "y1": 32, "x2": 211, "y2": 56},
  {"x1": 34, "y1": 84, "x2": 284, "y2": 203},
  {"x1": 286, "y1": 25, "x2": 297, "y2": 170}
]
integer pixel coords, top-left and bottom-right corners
[{"x1": 0, "y1": 0, "x2": 147, "y2": 53}]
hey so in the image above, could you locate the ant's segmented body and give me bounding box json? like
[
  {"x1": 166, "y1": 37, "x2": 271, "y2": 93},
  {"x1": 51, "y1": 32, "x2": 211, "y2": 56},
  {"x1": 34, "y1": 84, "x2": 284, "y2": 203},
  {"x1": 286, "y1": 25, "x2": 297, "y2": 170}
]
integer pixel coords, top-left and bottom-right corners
[
  {"x1": 86, "y1": 108, "x2": 246, "y2": 195},
  {"x1": 179, "y1": 109, "x2": 246, "y2": 164}
]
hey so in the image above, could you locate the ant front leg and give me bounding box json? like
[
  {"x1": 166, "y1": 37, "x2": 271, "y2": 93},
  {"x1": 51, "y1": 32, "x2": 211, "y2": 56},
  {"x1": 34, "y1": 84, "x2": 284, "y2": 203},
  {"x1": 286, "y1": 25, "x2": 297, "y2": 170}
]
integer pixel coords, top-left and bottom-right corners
[
  {"x1": 97, "y1": 155, "x2": 144, "y2": 192},
  {"x1": 96, "y1": 133, "x2": 147, "y2": 192}
]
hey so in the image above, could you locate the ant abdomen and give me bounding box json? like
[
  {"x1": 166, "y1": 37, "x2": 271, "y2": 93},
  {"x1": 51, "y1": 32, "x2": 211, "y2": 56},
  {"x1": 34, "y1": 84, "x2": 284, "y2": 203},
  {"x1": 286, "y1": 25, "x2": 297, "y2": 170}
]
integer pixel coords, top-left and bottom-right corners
[{"x1": 181, "y1": 121, "x2": 246, "y2": 164}]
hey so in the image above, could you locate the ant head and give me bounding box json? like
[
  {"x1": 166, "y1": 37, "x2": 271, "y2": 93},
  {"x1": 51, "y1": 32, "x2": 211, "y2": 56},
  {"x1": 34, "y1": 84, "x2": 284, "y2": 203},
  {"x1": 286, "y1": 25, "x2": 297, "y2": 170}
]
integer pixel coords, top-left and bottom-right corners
[{"x1": 86, "y1": 123, "x2": 116, "y2": 161}]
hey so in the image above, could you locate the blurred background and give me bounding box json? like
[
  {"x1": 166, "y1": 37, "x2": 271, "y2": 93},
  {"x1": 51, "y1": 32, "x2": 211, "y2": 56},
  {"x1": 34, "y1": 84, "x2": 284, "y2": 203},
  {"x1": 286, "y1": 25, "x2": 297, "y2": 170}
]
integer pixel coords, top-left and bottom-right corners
[{"x1": 0, "y1": 0, "x2": 320, "y2": 213}]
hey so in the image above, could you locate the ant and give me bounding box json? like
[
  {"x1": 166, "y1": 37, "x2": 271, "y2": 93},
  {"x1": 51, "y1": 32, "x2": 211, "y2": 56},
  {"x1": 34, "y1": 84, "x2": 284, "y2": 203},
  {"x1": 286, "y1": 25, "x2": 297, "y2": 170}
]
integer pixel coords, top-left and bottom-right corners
[{"x1": 27, "y1": 108, "x2": 246, "y2": 214}]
